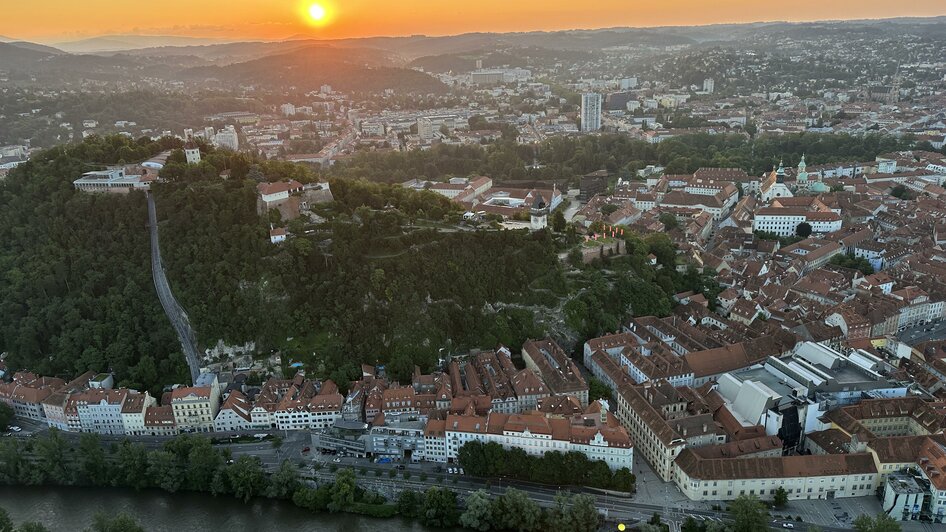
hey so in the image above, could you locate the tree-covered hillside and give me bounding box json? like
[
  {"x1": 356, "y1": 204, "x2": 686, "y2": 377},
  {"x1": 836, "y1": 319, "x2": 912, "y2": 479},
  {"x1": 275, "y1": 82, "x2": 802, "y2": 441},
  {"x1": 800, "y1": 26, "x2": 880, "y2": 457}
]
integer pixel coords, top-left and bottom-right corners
[
  {"x1": 0, "y1": 135, "x2": 708, "y2": 392},
  {"x1": 0, "y1": 136, "x2": 187, "y2": 392}
]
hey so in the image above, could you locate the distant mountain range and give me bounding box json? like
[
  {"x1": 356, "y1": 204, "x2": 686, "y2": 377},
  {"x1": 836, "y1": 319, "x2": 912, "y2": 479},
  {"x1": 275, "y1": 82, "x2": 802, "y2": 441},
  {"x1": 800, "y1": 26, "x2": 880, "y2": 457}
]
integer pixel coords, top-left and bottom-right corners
[
  {"x1": 180, "y1": 45, "x2": 447, "y2": 94},
  {"x1": 54, "y1": 34, "x2": 233, "y2": 53},
  {"x1": 1, "y1": 16, "x2": 944, "y2": 92}
]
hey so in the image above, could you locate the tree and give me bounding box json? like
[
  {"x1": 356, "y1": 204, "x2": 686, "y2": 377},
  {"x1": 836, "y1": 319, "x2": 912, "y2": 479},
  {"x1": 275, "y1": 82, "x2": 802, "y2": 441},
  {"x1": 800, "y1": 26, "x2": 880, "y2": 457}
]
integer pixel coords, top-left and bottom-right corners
[
  {"x1": 795, "y1": 222, "x2": 812, "y2": 238},
  {"x1": 266, "y1": 460, "x2": 300, "y2": 499},
  {"x1": 852, "y1": 514, "x2": 901, "y2": 532},
  {"x1": 681, "y1": 516, "x2": 703, "y2": 532},
  {"x1": 773, "y1": 486, "x2": 789, "y2": 509},
  {"x1": 659, "y1": 212, "x2": 679, "y2": 231},
  {"x1": 890, "y1": 184, "x2": 913, "y2": 200},
  {"x1": 552, "y1": 209, "x2": 567, "y2": 232},
  {"x1": 421, "y1": 487, "x2": 459, "y2": 528},
  {"x1": 17, "y1": 523, "x2": 50, "y2": 532},
  {"x1": 396, "y1": 489, "x2": 423, "y2": 518},
  {"x1": 0, "y1": 506, "x2": 13, "y2": 532},
  {"x1": 184, "y1": 438, "x2": 223, "y2": 491},
  {"x1": 0, "y1": 403, "x2": 12, "y2": 431},
  {"x1": 491, "y1": 488, "x2": 541, "y2": 532},
  {"x1": 147, "y1": 450, "x2": 183, "y2": 493},
  {"x1": 293, "y1": 486, "x2": 331, "y2": 512},
  {"x1": 34, "y1": 430, "x2": 70, "y2": 485},
  {"x1": 87, "y1": 512, "x2": 145, "y2": 532},
  {"x1": 77, "y1": 433, "x2": 108, "y2": 486},
  {"x1": 587, "y1": 377, "x2": 612, "y2": 403},
  {"x1": 729, "y1": 495, "x2": 770, "y2": 532},
  {"x1": 611, "y1": 467, "x2": 636, "y2": 493},
  {"x1": 227, "y1": 456, "x2": 266, "y2": 503},
  {"x1": 459, "y1": 490, "x2": 494, "y2": 531},
  {"x1": 567, "y1": 494, "x2": 601, "y2": 532},
  {"x1": 115, "y1": 441, "x2": 150, "y2": 491},
  {"x1": 328, "y1": 468, "x2": 357, "y2": 512}
]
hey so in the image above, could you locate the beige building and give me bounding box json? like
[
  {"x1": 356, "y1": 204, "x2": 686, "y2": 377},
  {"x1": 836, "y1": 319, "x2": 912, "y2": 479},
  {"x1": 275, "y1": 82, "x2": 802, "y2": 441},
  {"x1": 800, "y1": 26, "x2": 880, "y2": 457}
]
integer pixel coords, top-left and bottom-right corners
[
  {"x1": 171, "y1": 386, "x2": 220, "y2": 433},
  {"x1": 615, "y1": 381, "x2": 726, "y2": 481},
  {"x1": 121, "y1": 392, "x2": 157, "y2": 436},
  {"x1": 675, "y1": 449, "x2": 878, "y2": 501}
]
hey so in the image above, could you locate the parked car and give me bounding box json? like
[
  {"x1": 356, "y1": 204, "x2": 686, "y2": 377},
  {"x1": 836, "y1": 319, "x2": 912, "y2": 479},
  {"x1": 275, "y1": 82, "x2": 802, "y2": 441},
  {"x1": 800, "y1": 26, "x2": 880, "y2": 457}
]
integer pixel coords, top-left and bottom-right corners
[
  {"x1": 301, "y1": 447, "x2": 310, "y2": 453},
  {"x1": 9, "y1": 426, "x2": 22, "y2": 433},
  {"x1": 782, "y1": 524, "x2": 795, "y2": 529},
  {"x1": 448, "y1": 467, "x2": 455, "y2": 474},
  {"x1": 458, "y1": 468, "x2": 465, "y2": 475},
  {"x1": 333, "y1": 458, "x2": 341, "y2": 463}
]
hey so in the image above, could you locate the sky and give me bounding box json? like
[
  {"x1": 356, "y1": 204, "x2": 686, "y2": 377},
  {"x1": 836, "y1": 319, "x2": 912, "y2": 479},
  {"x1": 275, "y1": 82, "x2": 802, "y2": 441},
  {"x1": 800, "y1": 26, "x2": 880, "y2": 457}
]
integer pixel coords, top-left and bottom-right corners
[{"x1": 4, "y1": 0, "x2": 946, "y2": 43}]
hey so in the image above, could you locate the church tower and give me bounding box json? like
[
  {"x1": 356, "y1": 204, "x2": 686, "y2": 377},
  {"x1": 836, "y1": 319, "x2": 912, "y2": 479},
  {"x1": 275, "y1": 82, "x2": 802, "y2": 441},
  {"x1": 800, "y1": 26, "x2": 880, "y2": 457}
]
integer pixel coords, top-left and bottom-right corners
[
  {"x1": 796, "y1": 154, "x2": 809, "y2": 191},
  {"x1": 184, "y1": 141, "x2": 201, "y2": 165},
  {"x1": 530, "y1": 193, "x2": 549, "y2": 231},
  {"x1": 775, "y1": 159, "x2": 786, "y2": 183}
]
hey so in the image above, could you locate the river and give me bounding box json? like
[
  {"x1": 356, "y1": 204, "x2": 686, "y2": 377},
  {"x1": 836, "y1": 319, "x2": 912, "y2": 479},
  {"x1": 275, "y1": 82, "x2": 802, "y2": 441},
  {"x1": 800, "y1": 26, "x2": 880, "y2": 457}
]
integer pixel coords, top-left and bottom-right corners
[{"x1": 0, "y1": 486, "x2": 435, "y2": 532}]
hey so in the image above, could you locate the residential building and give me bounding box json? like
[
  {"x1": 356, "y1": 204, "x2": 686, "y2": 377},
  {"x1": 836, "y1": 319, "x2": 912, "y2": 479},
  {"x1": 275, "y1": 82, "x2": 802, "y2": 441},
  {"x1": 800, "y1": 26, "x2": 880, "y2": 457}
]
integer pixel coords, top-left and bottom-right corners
[
  {"x1": 120, "y1": 392, "x2": 156, "y2": 436},
  {"x1": 170, "y1": 385, "x2": 220, "y2": 433},
  {"x1": 75, "y1": 388, "x2": 130, "y2": 435},
  {"x1": 581, "y1": 93, "x2": 602, "y2": 132},
  {"x1": 521, "y1": 339, "x2": 589, "y2": 406}
]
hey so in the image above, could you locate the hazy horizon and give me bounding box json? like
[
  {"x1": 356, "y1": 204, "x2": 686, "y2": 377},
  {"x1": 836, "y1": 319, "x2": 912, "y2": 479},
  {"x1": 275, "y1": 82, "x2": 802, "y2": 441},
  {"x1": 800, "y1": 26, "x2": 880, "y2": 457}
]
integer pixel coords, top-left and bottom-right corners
[{"x1": 3, "y1": 0, "x2": 946, "y2": 45}]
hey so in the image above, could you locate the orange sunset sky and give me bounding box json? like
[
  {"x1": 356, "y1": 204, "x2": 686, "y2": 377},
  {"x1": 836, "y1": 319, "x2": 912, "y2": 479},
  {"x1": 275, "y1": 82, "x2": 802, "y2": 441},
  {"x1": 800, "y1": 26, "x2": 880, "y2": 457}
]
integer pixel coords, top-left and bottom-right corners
[{"x1": 3, "y1": 0, "x2": 946, "y2": 43}]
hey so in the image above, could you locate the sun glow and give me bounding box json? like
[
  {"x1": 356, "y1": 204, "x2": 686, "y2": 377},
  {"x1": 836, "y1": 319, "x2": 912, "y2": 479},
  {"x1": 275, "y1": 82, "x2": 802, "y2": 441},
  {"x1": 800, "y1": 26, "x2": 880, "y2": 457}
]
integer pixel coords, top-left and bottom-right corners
[
  {"x1": 308, "y1": 3, "x2": 327, "y2": 21},
  {"x1": 299, "y1": 1, "x2": 333, "y2": 28}
]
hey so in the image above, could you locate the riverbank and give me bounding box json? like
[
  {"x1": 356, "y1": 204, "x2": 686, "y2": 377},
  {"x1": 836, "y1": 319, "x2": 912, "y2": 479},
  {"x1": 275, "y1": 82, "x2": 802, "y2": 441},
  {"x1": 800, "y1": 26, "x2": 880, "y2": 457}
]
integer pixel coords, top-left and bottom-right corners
[{"x1": 0, "y1": 485, "x2": 432, "y2": 532}]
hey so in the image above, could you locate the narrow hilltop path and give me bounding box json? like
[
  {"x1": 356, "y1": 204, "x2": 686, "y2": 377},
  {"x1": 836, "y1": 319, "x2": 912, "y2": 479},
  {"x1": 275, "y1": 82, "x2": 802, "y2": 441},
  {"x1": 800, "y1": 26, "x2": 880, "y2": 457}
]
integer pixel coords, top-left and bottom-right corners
[{"x1": 147, "y1": 192, "x2": 200, "y2": 384}]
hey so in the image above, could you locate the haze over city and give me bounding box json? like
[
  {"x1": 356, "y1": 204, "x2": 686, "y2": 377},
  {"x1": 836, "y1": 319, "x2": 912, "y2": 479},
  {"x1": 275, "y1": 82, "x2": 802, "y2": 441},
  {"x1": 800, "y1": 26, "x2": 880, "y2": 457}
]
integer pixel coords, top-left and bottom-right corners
[{"x1": 2, "y1": 0, "x2": 946, "y2": 42}]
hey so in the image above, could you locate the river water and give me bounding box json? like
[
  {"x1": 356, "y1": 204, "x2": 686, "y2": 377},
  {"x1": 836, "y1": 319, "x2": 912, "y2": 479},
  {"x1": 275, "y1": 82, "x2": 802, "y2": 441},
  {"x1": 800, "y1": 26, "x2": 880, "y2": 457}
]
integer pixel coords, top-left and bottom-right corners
[{"x1": 0, "y1": 486, "x2": 432, "y2": 532}]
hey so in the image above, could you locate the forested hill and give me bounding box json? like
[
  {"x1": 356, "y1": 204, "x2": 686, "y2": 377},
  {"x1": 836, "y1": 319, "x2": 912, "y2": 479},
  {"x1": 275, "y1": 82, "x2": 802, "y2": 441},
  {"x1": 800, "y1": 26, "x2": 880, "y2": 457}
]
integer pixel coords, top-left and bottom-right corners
[
  {"x1": 1, "y1": 135, "x2": 704, "y2": 393},
  {"x1": 181, "y1": 47, "x2": 448, "y2": 95},
  {"x1": 0, "y1": 136, "x2": 188, "y2": 393}
]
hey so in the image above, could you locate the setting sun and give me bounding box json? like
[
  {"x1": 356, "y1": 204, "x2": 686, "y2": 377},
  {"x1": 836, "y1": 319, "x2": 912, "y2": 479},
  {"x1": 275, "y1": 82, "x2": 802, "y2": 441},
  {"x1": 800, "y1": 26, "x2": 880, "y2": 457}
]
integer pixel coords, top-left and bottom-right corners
[{"x1": 308, "y1": 3, "x2": 326, "y2": 21}]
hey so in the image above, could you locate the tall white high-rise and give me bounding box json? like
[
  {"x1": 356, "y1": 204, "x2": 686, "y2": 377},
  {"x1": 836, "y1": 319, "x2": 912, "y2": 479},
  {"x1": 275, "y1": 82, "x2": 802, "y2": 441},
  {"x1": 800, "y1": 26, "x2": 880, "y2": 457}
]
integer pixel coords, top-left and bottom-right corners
[
  {"x1": 214, "y1": 125, "x2": 239, "y2": 151},
  {"x1": 703, "y1": 78, "x2": 715, "y2": 93},
  {"x1": 580, "y1": 93, "x2": 602, "y2": 132},
  {"x1": 417, "y1": 118, "x2": 434, "y2": 140}
]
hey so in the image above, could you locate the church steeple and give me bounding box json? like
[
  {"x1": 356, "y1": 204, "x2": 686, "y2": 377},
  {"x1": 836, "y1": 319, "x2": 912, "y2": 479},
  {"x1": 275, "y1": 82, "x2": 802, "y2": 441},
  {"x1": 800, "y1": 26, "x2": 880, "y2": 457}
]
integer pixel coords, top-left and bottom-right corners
[
  {"x1": 796, "y1": 154, "x2": 809, "y2": 188},
  {"x1": 775, "y1": 159, "x2": 786, "y2": 183}
]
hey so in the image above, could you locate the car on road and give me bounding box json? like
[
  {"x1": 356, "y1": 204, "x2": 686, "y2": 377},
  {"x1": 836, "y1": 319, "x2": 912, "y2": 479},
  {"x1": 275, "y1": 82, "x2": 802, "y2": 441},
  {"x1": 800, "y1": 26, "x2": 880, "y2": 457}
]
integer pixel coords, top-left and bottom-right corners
[
  {"x1": 9, "y1": 426, "x2": 22, "y2": 433},
  {"x1": 226, "y1": 459, "x2": 234, "y2": 465},
  {"x1": 396, "y1": 464, "x2": 405, "y2": 470},
  {"x1": 782, "y1": 524, "x2": 795, "y2": 529},
  {"x1": 301, "y1": 447, "x2": 310, "y2": 453},
  {"x1": 333, "y1": 458, "x2": 341, "y2": 463}
]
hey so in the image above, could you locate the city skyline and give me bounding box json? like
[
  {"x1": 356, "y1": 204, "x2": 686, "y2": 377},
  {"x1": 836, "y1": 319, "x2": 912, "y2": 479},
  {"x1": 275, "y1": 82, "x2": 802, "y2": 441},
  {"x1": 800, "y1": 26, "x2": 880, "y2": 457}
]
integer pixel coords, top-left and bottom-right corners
[{"x1": 3, "y1": 0, "x2": 946, "y2": 43}]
